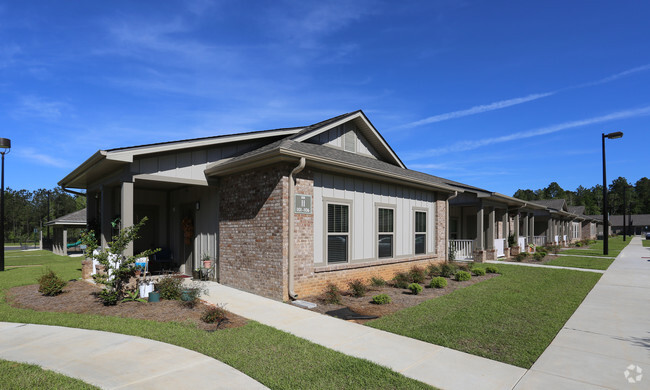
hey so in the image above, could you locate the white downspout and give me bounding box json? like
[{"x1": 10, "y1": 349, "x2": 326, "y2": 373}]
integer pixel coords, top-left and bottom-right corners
[
  {"x1": 288, "y1": 157, "x2": 306, "y2": 300},
  {"x1": 446, "y1": 191, "x2": 458, "y2": 260}
]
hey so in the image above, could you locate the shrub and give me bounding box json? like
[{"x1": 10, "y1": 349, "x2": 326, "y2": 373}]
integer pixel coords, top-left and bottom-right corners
[
  {"x1": 533, "y1": 252, "x2": 546, "y2": 261},
  {"x1": 507, "y1": 234, "x2": 516, "y2": 247},
  {"x1": 370, "y1": 277, "x2": 386, "y2": 287},
  {"x1": 409, "y1": 266, "x2": 426, "y2": 283},
  {"x1": 348, "y1": 279, "x2": 367, "y2": 297},
  {"x1": 156, "y1": 275, "x2": 184, "y2": 300},
  {"x1": 456, "y1": 263, "x2": 472, "y2": 272},
  {"x1": 372, "y1": 294, "x2": 391, "y2": 305},
  {"x1": 485, "y1": 266, "x2": 499, "y2": 274},
  {"x1": 548, "y1": 245, "x2": 561, "y2": 255},
  {"x1": 408, "y1": 283, "x2": 423, "y2": 295},
  {"x1": 427, "y1": 264, "x2": 441, "y2": 277},
  {"x1": 180, "y1": 284, "x2": 207, "y2": 308},
  {"x1": 515, "y1": 252, "x2": 528, "y2": 262},
  {"x1": 201, "y1": 304, "x2": 228, "y2": 326},
  {"x1": 392, "y1": 272, "x2": 410, "y2": 289},
  {"x1": 37, "y1": 269, "x2": 67, "y2": 296},
  {"x1": 98, "y1": 289, "x2": 119, "y2": 305},
  {"x1": 440, "y1": 263, "x2": 458, "y2": 278},
  {"x1": 472, "y1": 267, "x2": 486, "y2": 276},
  {"x1": 323, "y1": 283, "x2": 342, "y2": 304},
  {"x1": 455, "y1": 270, "x2": 471, "y2": 281},
  {"x1": 429, "y1": 277, "x2": 447, "y2": 288}
]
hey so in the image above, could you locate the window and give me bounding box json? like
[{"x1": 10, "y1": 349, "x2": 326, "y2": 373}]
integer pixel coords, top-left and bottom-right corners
[
  {"x1": 378, "y1": 208, "x2": 394, "y2": 258},
  {"x1": 415, "y1": 211, "x2": 427, "y2": 254},
  {"x1": 327, "y1": 203, "x2": 349, "y2": 263}
]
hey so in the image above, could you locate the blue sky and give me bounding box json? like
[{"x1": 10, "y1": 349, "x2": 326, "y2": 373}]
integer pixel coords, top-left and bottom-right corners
[{"x1": 2, "y1": 0, "x2": 648, "y2": 195}]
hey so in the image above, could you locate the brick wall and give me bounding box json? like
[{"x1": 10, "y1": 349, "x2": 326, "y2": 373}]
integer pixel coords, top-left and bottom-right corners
[{"x1": 218, "y1": 165, "x2": 289, "y2": 300}]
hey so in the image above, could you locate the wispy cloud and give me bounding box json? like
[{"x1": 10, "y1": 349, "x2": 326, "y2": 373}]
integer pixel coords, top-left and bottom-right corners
[
  {"x1": 400, "y1": 64, "x2": 650, "y2": 129},
  {"x1": 399, "y1": 92, "x2": 554, "y2": 129},
  {"x1": 0, "y1": 44, "x2": 21, "y2": 68},
  {"x1": 17, "y1": 148, "x2": 72, "y2": 168},
  {"x1": 13, "y1": 96, "x2": 71, "y2": 120},
  {"x1": 405, "y1": 105, "x2": 650, "y2": 160}
]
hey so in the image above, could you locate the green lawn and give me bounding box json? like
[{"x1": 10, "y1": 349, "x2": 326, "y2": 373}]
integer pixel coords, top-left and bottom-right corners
[
  {"x1": 561, "y1": 236, "x2": 630, "y2": 257},
  {"x1": 0, "y1": 251, "x2": 431, "y2": 390},
  {"x1": 0, "y1": 359, "x2": 99, "y2": 390},
  {"x1": 642, "y1": 240, "x2": 650, "y2": 247},
  {"x1": 367, "y1": 264, "x2": 601, "y2": 368},
  {"x1": 545, "y1": 256, "x2": 614, "y2": 270}
]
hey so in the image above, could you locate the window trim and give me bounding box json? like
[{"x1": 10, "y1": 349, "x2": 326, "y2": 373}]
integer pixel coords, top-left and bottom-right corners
[
  {"x1": 414, "y1": 209, "x2": 428, "y2": 255},
  {"x1": 376, "y1": 204, "x2": 396, "y2": 259},
  {"x1": 323, "y1": 199, "x2": 352, "y2": 265}
]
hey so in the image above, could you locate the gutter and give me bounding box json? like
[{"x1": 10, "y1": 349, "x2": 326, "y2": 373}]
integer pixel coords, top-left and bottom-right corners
[
  {"x1": 446, "y1": 191, "x2": 458, "y2": 261},
  {"x1": 288, "y1": 157, "x2": 306, "y2": 300},
  {"x1": 60, "y1": 187, "x2": 86, "y2": 197}
]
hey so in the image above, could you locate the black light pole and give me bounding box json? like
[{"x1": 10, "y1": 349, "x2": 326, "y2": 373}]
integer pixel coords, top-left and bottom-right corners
[
  {"x1": 623, "y1": 185, "x2": 627, "y2": 242},
  {"x1": 602, "y1": 131, "x2": 623, "y2": 255},
  {"x1": 0, "y1": 138, "x2": 11, "y2": 272}
]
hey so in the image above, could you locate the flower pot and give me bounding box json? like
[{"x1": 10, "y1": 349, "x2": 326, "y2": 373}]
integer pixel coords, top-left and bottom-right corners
[
  {"x1": 203, "y1": 260, "x2": 212, "y2": 269},
  {"x1": 139, "y1": 281, "x2": 154, "y2": 298},
  {"x1": 148, "y1": 291, "x2": 160, "y2": 302}
]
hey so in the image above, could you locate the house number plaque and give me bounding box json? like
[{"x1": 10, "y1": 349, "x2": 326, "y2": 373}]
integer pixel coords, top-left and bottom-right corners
[{"x1": 295, "y1": 194, "x2": 312, "y2": 214}]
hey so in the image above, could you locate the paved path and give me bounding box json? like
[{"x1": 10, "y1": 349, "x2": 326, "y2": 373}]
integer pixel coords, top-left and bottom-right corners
[
  {"x1": 0, "y1": 322, "x2": 267, "y2": 390},
  {"x1": 485, "y1": 260, "x2": 605, "y2": 273},
  {"x1": 200, "y1": 282, "x2": 526, "y2": 390},
  {"x1": 515, "y1": 237, "x2": 650, "y2": 389}
]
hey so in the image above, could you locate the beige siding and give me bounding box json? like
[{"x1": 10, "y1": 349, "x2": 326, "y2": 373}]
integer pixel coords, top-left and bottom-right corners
[
  {"x1": 306, "y1": 123, "x2": 382, "y2": 160},
  {"x1": 313, "y1": 171, "x2": 436, "y2": 264}
]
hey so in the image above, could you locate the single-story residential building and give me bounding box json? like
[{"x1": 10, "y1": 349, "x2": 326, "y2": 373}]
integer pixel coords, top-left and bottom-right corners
[
  {"x1": 608, "y1": 214, "x2": 650, "y2": 235},
  {"x1": 59, "y1": 111, "x2": 464, "y2": 300},
  {"x1": 43, "y1": 208, "x2": 87, "y2": 256}
]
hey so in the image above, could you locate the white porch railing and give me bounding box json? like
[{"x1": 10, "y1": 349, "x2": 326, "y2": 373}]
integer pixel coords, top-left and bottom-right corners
[
  {"x1": 517, "y1": 236, "x2": 527, "y2": 249},
  {"x1": 494, "y1": 239, "x2": 505, "y2": 257},
  {"x1": 554, "y1": 235, "x2": 559, "y2": 244},
  {"x1": 563, "y1": 234, "x2": 567, "y2": 242},
  {"x1": 449, "y1": 239, "x2": 473, "y2": 260},
  {"x1": 533, "y1": 236, "x2": 547, "y2": 246}
]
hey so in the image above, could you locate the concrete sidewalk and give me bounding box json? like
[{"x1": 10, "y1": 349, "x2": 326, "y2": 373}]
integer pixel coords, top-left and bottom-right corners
[
  {"x1": 515, "y1": 237, "x2": 650, "y2": 389},
  {"x1": 0, "y1": 322, "x2": 267, "y2": 390},
  {"x1": 200, "y1": 282, "x2": 526, "y2": 390},
  {"x1": 485, "y1": 260, "x2": 605, "y2": 274}
]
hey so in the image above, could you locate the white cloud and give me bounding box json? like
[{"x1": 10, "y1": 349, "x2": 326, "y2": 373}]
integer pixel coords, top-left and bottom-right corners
[
  {"x1": 399, "y1": 92, "x2": 555, "y2": 129},
  {"x1": 17, "y1": 148, "x2": 72, "y2": 168},
  {"x1": 405, "y1": 105, "x2": 650, "y2": 160},
  {"x1": 14, "y1": 96, "x2": 71, "y2": 120}
]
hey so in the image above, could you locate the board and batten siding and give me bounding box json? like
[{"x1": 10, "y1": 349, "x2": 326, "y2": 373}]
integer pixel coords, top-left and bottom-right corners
[
  {"x1": 131, "y1": 141, "x2": 265, "y2": 182},
  {"x1": 313, "y1": 171, "x2": 437, "y2": 265},
  {"x1": 306, "y1": 123, "x2": 383, "y2": 160}
]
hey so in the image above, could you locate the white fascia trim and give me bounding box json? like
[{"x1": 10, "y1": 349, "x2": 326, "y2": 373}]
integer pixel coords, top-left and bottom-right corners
[
  {"x1": 105, "y1": 128, "x2": 303, "y2": 163},
  {"x1": 133, "y1": 174, "x2": 208, "y2": 187}
]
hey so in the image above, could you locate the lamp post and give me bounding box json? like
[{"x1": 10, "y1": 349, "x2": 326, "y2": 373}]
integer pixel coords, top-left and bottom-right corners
[
  {"x1": 602, "y1": 131, "x2": 623, "y2": 255},
  {"x1": 0, "y1": 138, "x2": 11, "y2": 272},
  {"x1": 623, "y1": 184, "x2": 627, "y2": 242}
]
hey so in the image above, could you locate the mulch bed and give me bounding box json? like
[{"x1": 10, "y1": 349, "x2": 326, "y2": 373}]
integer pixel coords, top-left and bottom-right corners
[
  {"x1": 5, "y1": 281, "x2": 247, "y2": 332},
  {"x1": 500, "y1": 254, "x2": 557, "y2": 264},
  {"x1": 302, "y1": 273, "x2": 500, "y2": 324}
]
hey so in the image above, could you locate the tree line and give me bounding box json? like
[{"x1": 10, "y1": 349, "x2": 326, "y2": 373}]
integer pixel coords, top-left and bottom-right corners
[
  {"x1": 3, "y1": 187, "x2": 86, "y2": 243},
  {"x1": 513, "y1": 176, "x2": 650, "y2": 216}
]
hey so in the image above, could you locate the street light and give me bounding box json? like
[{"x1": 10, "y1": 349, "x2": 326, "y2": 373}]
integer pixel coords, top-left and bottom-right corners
[
  {"x1": 0, "y1": 138, "x2": 11, "y2": 272},
  {"x1": 602, "y1": 131, "x2": 623, "y2": 255}
]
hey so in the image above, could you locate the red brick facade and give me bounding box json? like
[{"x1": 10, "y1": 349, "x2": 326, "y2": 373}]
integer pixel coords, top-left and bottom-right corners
[{"x1": 219, "y1": 163, "x2": 448, "y2": 301}]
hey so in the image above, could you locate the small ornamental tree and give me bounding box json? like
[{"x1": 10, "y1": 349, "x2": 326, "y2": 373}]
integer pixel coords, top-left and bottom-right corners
[{"x1": 81, "y1": 217, "x2": 159, "y2": 305}]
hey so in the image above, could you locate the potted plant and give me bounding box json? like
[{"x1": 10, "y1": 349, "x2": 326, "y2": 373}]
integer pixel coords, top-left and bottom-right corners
[
  {"x1": 192, "y1": 268, "x2": 202, "y2": 280},
  {"x1": 201, "y1": 253, "x2": 212, "y2": 269}
]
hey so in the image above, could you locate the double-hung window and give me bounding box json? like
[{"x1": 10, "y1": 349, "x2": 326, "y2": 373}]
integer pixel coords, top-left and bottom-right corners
[
  {"x1": 378, "y1": 208, "x2": 394, "y2": 258},
  {"x1": 415, "y1": 211, "x2": 427, "y2": 254},
  {"x1": 327, "y1": 203, "x2": 349, "y2": 264}
]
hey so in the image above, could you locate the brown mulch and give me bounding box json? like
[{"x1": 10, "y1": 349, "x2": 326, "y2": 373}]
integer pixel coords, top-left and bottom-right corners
[
  {"x1": 5, "y1": 281, "x2": 247, "y2": 332},
  {"x1": 501, "y1": 254, "x2": 557, "y2": 264},
  {"x1": 302, "y1": 273, "x2": 500, "y2": 324}
]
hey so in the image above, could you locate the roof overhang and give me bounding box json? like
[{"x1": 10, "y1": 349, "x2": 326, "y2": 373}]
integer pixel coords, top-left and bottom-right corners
[{"x1": 205, "y1": 146, "x2": 458, "y2": 194}]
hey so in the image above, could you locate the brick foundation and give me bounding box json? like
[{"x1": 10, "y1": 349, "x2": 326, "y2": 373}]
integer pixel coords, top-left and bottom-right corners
[
  {"x1": 485, "y1": 249, "x2": 498, "y2": 261},
  {"x1": 510, "y1": 245, "x2": 520, "y2": 256},
  {"x1": 82, "y1": 260, "x2": 92, "y2": 279}
]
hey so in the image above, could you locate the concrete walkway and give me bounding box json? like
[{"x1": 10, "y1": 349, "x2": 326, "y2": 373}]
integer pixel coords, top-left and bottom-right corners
[
  {"x1": 515, "y1": 237, "x2": 650, "y2": 389},
  {"x1": 484, "y1": 260, "x2": 605, "y2": 274},
  {"x1": 200, "y1": 283, "x2": 526, "y2": 390},
  {"x1": 0, "y1": 322, "x2": 267, "y2": 390}
]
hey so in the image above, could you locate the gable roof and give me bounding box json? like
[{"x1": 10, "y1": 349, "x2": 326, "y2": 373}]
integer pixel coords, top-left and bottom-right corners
[
  {"x1": 568, "y1": 205, "x2": 586, "y2": 215},
  {"x1": 609, "y1": 214, "x2": 650, "y2": 226},
  {"x1": 205, "y1": 138, "x2": 457, "y2": 192},
  {"x1": 531, "y1": 199, "x2": 567, "y2": 211},
  {"x1": 45, "y1": 208, "x2": 87, "y2": 227}
]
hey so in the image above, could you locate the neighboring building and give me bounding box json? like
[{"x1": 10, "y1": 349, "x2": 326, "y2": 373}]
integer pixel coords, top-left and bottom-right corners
[
  {"x1": 608, "y1": 214, "x2": 650, "y2": 235},
  {"x1": 44, "y1": 208, "x2": 87, "y2": 256}
]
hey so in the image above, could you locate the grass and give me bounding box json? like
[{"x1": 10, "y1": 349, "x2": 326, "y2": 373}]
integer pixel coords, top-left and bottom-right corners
[
  {"x1": 368, "y1": 264, "x2": 601, "y2": 368},
  {"x1": 0, "y1": 251, "x2": 432, "y2": 390},
  {"x1": 561, "y1": 236, "x2": 630, "y2": 257},
  {"x1": 544, "y1": 256, "x2": 614, "y2": 270},
  {"x1": 0, "y1": 359, "x2": 99, "y2": 389},
  {"x1": 642, "y1": 240, "x2": 650, "y2": 247}
]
